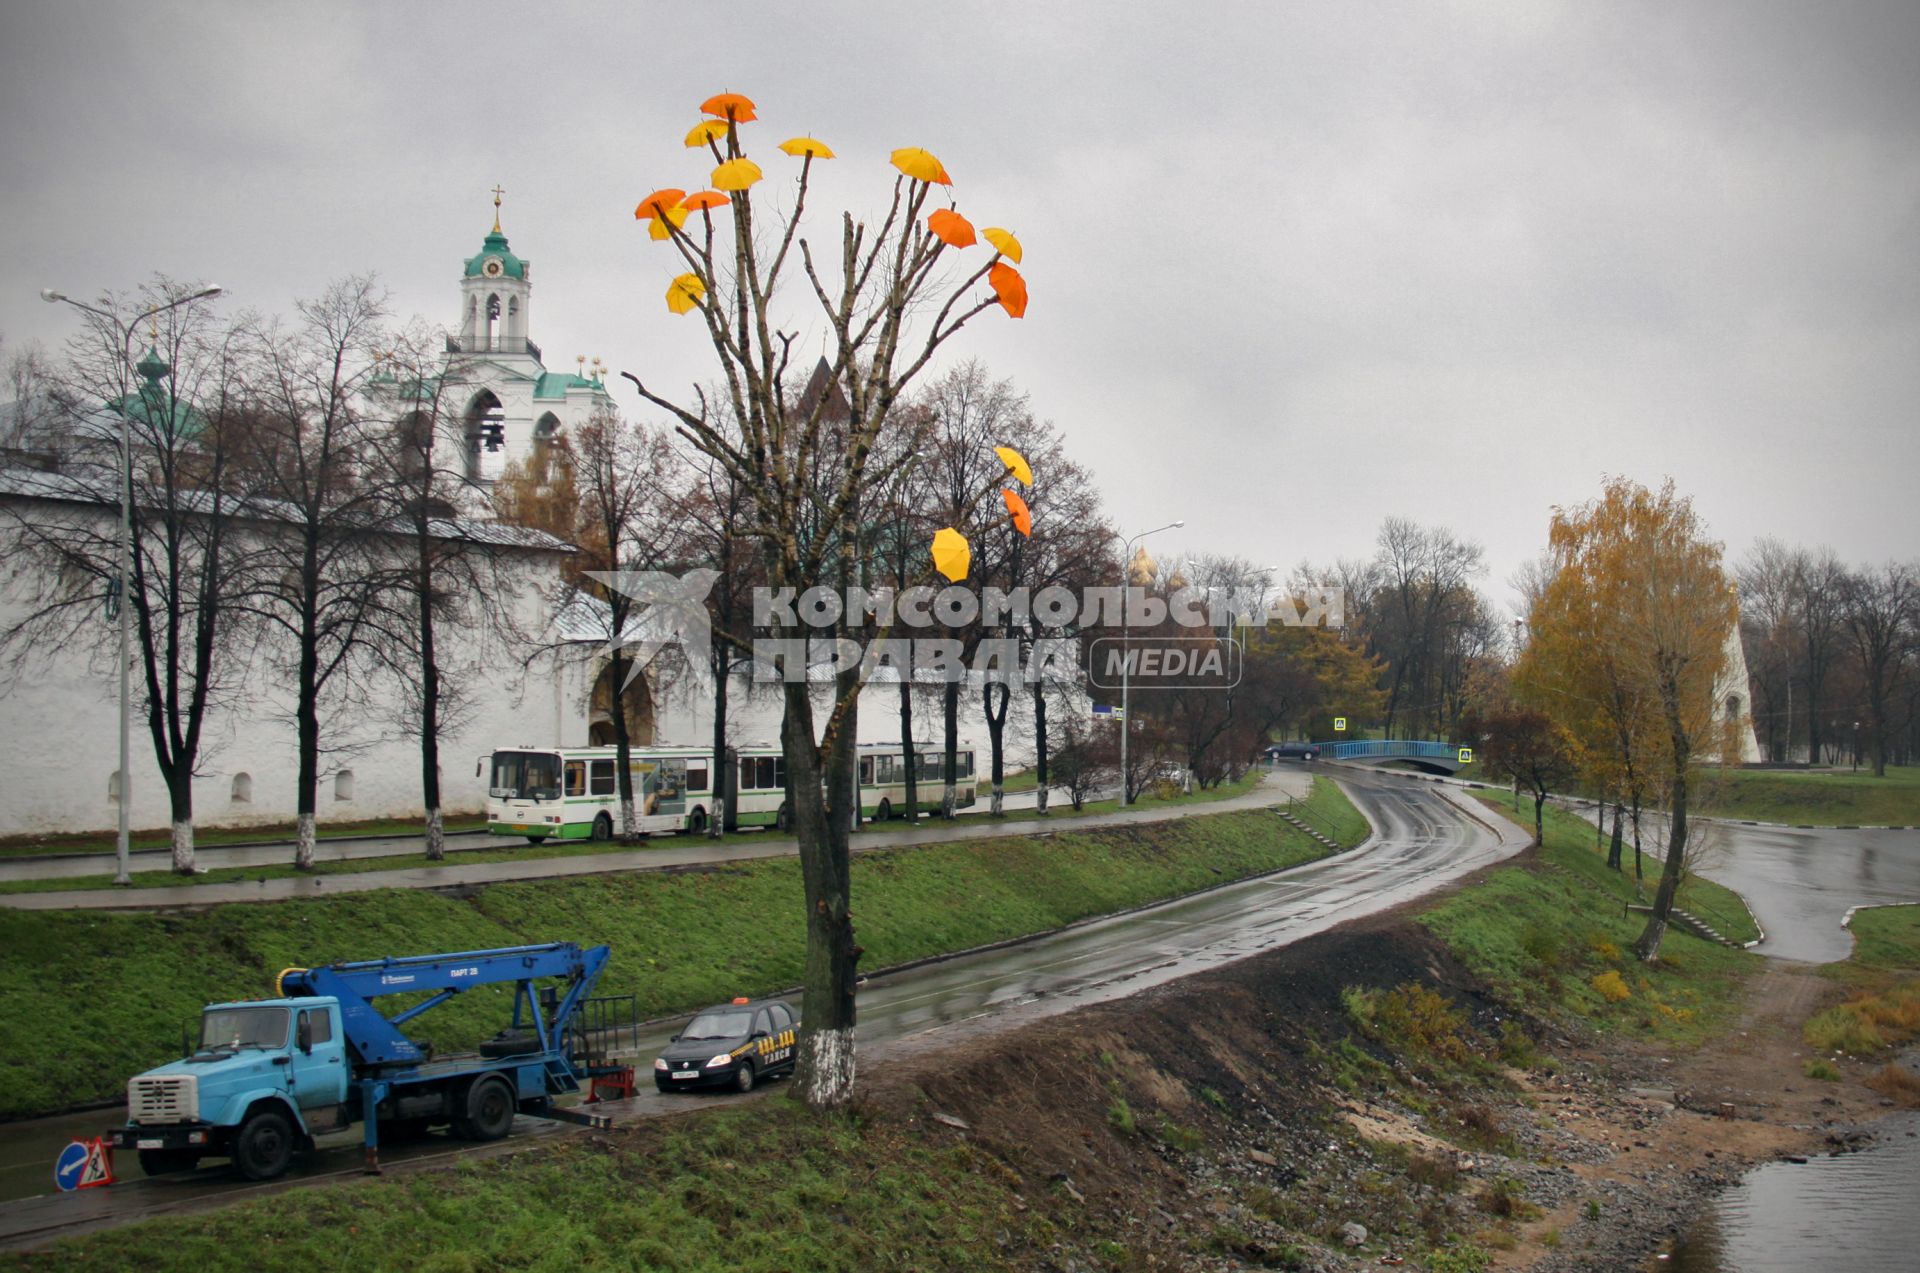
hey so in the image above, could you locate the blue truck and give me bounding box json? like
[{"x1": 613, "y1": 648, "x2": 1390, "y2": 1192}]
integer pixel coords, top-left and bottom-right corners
[{"x1": 108, "y1": 942, "x2": 622, "y2": 1181}]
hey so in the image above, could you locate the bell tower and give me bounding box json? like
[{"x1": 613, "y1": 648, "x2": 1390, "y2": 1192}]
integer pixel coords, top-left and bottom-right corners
[{"x1": 458, "y1": 185, "x2": 533, "y2": 354}]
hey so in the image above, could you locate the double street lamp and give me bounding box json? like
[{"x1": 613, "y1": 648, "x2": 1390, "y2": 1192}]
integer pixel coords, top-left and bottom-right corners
[
  {"x1": 1112, "y1": 519, "x2": 1183, "y2": 805},
  {"x1": 39, "y1": 284, "x2": 224, "y2": 884}
]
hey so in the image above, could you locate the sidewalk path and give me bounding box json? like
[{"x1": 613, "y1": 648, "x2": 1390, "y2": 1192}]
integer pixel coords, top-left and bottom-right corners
[{"x1": 0, "y1": 769, "x2": 1315, "y2": 912}]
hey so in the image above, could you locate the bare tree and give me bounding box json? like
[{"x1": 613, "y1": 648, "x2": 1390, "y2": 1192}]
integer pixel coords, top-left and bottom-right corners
[{"x1": 1839, "y1": 562, "x2": 1917, "y2": 778}]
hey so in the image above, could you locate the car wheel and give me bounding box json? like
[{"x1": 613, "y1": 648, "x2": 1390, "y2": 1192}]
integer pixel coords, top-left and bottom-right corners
[
  {"x1": 457, "y1": 1076, "x2": 516, "y2": 1142},
  {"x1": 591, "y1": 812, "x2": 612, "y2": 842},
  {"x1": 137, "y1": 1148, "x2": 200, "y2": 1177},
  {"x1": 733, "y1": 1060, "x2": 756, "y2": 1094},
  {"x1": 232, "y1": 1107, "x2": 295, "y2": 1181},
  {"x1": 876, "y1": 798, "x2": 892, "y2": 822},
  {"x1": 775, "y1": 804, "x2": 790, "y2": 832},
  {"x1": 689, "y1": 807, "x2": 708, "y2": 834}
]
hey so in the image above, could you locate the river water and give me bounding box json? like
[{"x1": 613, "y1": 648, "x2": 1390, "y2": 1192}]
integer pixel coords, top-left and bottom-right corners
[{"x1": 1662, "y1": 1112, "x2": 1920, "y2": 1272}]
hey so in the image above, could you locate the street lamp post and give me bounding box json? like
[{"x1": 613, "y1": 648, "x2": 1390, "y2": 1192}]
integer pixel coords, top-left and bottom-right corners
[
  {"x1": 40, "y1": 284, "x2": 223, "y2": 885},
  {"x1": 1113, "y1": 520, "x2": 1183, "y2": 805}
]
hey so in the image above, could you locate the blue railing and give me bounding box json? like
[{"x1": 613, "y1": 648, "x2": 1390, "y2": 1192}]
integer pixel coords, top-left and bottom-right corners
[{"x1": 1317, "y1": 740, "x2": 1461, "y2": 761}]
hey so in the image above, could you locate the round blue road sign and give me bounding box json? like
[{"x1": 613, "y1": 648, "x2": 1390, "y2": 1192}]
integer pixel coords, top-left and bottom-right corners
[{"x1": 54, "y1": 1141, "x2": 89, "y2": 1192}]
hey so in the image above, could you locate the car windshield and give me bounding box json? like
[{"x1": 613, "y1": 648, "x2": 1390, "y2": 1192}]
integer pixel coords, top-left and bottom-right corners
[
  {"x1": 680, "y1": 1010, "x2": 753, "y2": 1041},
  {"x1": 491, "y1": 751, "x2": 561, "y2": 801},
  {"x1": 199, "y1": 1006, "x2": 290, "y2": 1052}
]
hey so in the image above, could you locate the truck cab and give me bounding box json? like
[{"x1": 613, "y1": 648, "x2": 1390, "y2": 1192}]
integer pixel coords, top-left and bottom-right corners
[{"x1": 110, "y1": 996, "x2": 347, "y2": 1180}]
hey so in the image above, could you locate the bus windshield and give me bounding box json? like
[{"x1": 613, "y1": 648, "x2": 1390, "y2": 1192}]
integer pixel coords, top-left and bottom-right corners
[{"x1": 491, "y1": 751, "x2": 561, "y2": 801}]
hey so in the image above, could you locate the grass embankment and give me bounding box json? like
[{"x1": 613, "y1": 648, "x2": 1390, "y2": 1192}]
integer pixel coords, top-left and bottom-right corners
[
  {"x1": 1806, "y1": 904, "x2": 1920, "y2": 1068},
  {"x1": 0, "y1": 771, "x2": 1267, "y2": 895},
  {"x1": 1695, "y1": 765, "x2": 1920, "y2": 826},
  {"x1": 1421, "y1": 800, "x2": 1761, "y2": 1047},
  {"x1": 10, "y1": 1102, "x2": 1061, "y2": 1273},
  {"x1": 0, "y1": 779, "x2": 1365, "y2": 1120},
  {"x1": 0, "y1": 816, "x2": 488, "y2": 860}
]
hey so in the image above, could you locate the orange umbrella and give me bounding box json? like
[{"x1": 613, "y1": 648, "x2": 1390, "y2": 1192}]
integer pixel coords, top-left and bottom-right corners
[
  {"x1": 666, "y1": 273, "x2": 706, "y2": 315},
  {"x1": 1002, "y1": 489, "x2": 1032, "y2": 537},
  {"x1": 647, "y1": 205, "x2": 689, "y2": 240},
  {"x1": 983, "y1": 227, "x2": 1023, "y2": 263},
  {"x1": 712, "y1": 158, "x2": 763, "y2": 191},
  {"x1": 778, "y1": 136, "x2": 836, "y2": 159},
  {"x1": 989, "y1": 262, "x2": 1028, "y2": 319},
  {"x1": 931, "y1": 528, "x2": 971, "y2": 582},
  {"x1": 701, "y1": 92, "x2": 757, "y2": 122},
  {"x1": 890, "y1": 147, "x2": 952, "y2": 185},
  {"x1": 684, "y1": 119, "x2": 731, "y2": 148},
  {"x1": 679, "y1": 190, "x2": 731, "y2": 212},
  {"x1": 994, "y1": 445, "x2": 1032, "y2": 486},
  {"x1": 927, "y1": 208, "x2": 976, "y2": 248},
  {"x1": 634, "y1": 188, "x2": 686, "y2": 221}
]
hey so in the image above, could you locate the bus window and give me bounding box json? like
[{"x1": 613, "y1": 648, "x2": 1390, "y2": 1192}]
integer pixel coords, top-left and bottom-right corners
[
  {"x1": 687, "y1": 762, "x2": 709, "y2": 793},
  {"x1": 564, "y1": 761, "x2": 586, "y2": 798},
  {"x1": 755, "y1": 756, "x2": 777, "y2": 790},
  {"x1": 859, "y1": 756, "x2": 874, "y2": 785},
  {"x1": 959, "y1": 751, "x2": 974, "y2": 778},
  {"x1": 739, "y1": 757, "x2": 756, "y2": 791},
  {"x1": 590, "y1": 759, "x2": 615, "y2": 796}
]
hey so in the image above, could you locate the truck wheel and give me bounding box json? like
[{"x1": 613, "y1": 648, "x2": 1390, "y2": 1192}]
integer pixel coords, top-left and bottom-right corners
[
  {"x1": 459, "y1": 1076, "x2": 517, "y2": 1142},
  {"x1": 733, "y1": 1060, "x2": 756, "y2": 1094},
  {"x1": 137, "y1": 1147, "x2": 200, "y2": 1176},
  {"x1": 232, "y1": 1108, "x2": 295, "y2": 1181},
  {"x1": 876, "y1": 798, "x2": 892, "y2": 822},
  {"x1": 775, "y1": 804, "x2": 790, "y2": 832},
  {"x1": 591, "y1": 813, "x2": 613, "y2": 842}
]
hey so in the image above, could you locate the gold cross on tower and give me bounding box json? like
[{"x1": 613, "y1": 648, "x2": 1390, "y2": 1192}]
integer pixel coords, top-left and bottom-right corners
[{"x1": 491, "y1": 184, "x2": 506, "y2": 233}]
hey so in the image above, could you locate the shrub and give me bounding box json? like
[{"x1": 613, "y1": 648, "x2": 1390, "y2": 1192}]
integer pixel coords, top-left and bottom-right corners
[
  {"x1": 1864, "y1": 1063, "x2": 1920, "y2": 1107},
  {"x1": 1370, "y1": 983, "x2": 1476, "y2": 1065},
  {"x1": 1804, "y1": 1060, "x2": 1842, "y2": 1082},
  {"x1": 1107, "y1": 1097, "x2": 1136, "y2": 1137},
  {"x1": 1591, "y1": 970, "x2": 1632, "y2": 1003}
]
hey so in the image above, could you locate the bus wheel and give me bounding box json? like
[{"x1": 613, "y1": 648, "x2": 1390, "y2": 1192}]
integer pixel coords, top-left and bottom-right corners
[
  {"x1": 591, "y1": 813, "x2": 612, "y2": 842},
  {"x1": 524, "y1": 835, "x2": 546, "y2": 845},
  {"x1": 775, "y1": 803, "x2": 791, "y2": 832},
  {"x1": 876, "y1": 798, "x2": 892, "y2": 822},
  {"x1": 689, "y1": 808, "x2": 708, "y2": 834}
]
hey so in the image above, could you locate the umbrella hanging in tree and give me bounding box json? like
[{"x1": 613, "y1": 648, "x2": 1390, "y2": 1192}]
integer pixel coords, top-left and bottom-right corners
[
  {"x1": 778, "y1": 136, "x2": 836, "y2": 159},
  {"x1": 989, "y1": 263, "x2": 1028, "y2": 318},
  {"x1": 890, "y1": 147, "x2": 952, "y2": 185},
  {"x1": 994, "y1": 445, "x2": 1032, "y2": 486},
  {"x1": 679, "y1": 190, "x2": 731, "y2": 212},
  {"x1": 666, "y1": 273, "x2": 706, "y2": 315},
  {"x1": 927, "y1": 208, "x2": 976, "y2": 248},
  {"x1": 931, "y1": 528, "x2": 971, "y2": 582},
  {"x1": 685, "y1": 120, "x2": 731, "y2": 147},
  {"x1": 648, "y1": 205, "x2": 690, "y2": 240},
  {"x1": 701, "y1": 92, "x2": 757, "y2": 122},
  {"x1": 634, "y1": 188, "x2": 686, "y2": 221},
  {"x1": 1002, "y1": 489, "x2": 1033, "y2": 537},
  {"x1": 983, "y1": 227, "x2": 1023, "y2": 263},
  {"x1": 712, "y1": 158, "x2": 763, "y2": 191}
]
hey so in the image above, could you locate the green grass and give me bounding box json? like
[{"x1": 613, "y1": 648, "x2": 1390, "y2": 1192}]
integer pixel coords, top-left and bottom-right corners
[
  {"x1": 0, "y1": 816, "x2": 488, "y2": 860},
  {"x1": 0, "y1": 779, "x2": 1364, "y2": 1120},
  {"x1": 0, "y1": 771, "x2": 1271, "y2": 895},
  {"x1": 1419, "y1": 801, "x2": 1760, "y2": 1047},
  {"x1": 1846, "y1": 905, "x2": 1920, "y2": 971},
  {"x1": 1693, "y1": 765, "x2": 1920, "y2": 826},
  {"x1": 8, "y1": 1102, "x2": 1062, "y2": 1272}
]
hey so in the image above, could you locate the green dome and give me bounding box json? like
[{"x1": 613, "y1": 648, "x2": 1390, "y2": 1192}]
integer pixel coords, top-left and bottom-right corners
[{"x1": 464, "y1": 229, "x2": 526, "y2": 280}]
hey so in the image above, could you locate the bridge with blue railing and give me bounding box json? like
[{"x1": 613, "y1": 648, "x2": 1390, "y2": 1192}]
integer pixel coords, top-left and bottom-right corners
[{"x1": 1313, "y1": 739, "x2": 1472, "y2": 775}]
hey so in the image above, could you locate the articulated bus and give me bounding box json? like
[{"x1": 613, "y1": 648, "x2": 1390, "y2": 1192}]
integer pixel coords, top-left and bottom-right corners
[{"x1": 486, "y1": 741, "x2": 978, "y2": 842}]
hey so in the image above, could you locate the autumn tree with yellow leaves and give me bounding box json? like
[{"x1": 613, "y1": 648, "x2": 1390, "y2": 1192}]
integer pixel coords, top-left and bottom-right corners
[
  {"x1": 1520, "y1": 478, "x2": 1736, "y2": 961},
  {"x1": 618, "y1": 92, "x2": 1032, "y2": 1108}
]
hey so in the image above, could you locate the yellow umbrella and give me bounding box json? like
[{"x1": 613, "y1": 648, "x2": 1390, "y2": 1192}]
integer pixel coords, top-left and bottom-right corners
[
  {"x1": 890, "y1": 147, "x2": 952, "y2": 185},
  {"x1": 994, "y1": 445, "x2": 1032, "y2": 486},
  {"x1": 983, "y1": 227, "x2": 1023, "y2": 263},
  {"x1": 712, "y1": 157, "x2": 763, "y2": 191},
  {"x1": 778, "y1": 136, "x2": 836, "y2": 159},
  {"x1": 685, "y1": 119, "x2": 731, "y2": 148},
  {"x1": 931, "y1": 527, "x2": 970, "y2": 582},
  {"x1": 647, "y1": 205, "x2": 689, "y2": 241},
  {"x1": 665, "y1": 273, "x2": 706, "y2": 315}
]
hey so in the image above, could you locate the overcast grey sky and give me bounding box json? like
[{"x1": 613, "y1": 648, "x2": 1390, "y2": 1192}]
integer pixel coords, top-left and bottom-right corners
[{"x1": 3, "y1": 0, "x2": 1914, "y2": 608}]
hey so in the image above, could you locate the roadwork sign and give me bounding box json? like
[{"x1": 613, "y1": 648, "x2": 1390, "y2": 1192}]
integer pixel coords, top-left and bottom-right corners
[{"x1": 54, "y1": 1138, "x2": 113, "y2": 1191}]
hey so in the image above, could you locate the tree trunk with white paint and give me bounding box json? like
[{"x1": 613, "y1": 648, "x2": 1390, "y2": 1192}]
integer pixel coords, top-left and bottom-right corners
[
  {"x1": 295, "y1": 812, "x2": 316, "y2": 872},
  {"x1": 171, "y1": 821, "x2": 195, "y2": 875},
  {"x1": 424, "y1": 807, "x2": 444, "y2": 861}
]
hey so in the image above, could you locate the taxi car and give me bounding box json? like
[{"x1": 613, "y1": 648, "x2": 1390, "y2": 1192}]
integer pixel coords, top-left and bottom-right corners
[{"x1": 654, "y1": 996, "x2": 800, "y2": 1094}]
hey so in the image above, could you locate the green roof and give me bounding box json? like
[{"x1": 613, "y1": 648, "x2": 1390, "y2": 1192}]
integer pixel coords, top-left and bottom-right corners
[
  {"x1": 463, "y1": 229, "x2": 527, "y2": 280},
  {"x1": 533, "y1": 372, "x2": 603, "y2": 400},
  {"x1": 106, "y1": 390, "x2": 206, "y2": 440}
]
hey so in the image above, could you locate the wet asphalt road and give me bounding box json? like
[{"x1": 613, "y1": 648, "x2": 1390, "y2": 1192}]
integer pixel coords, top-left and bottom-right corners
[
  {"x1": 1698, "y1": 823, "x2": 1920, "y2": 964},
  {"x1": 0, "y1": 767, "x2": 1527, "y2": 1249}
]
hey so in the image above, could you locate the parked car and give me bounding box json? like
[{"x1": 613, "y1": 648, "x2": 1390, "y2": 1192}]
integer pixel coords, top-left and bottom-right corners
[{"x1": 654, "y1": 997, "x2": 799, "y2": 1093}]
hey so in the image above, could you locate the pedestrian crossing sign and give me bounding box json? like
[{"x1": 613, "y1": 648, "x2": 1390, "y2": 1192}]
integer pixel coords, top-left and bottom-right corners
[
  {"x1": 1459, "y1": 748, "x2": 1473, "y2": 764},
  {"x1": 1333, "y1": 717, "x2": 1346, "y2": 732}
]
